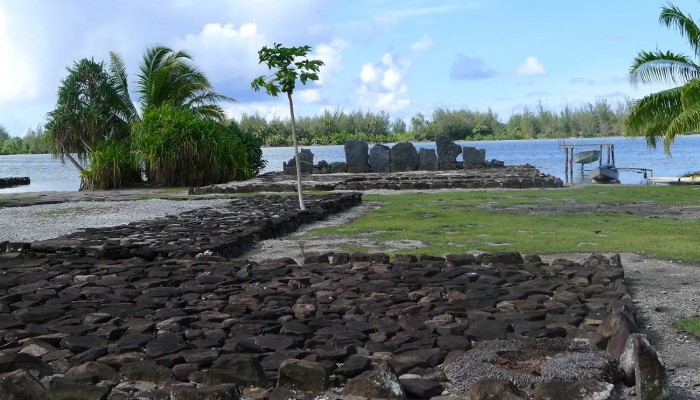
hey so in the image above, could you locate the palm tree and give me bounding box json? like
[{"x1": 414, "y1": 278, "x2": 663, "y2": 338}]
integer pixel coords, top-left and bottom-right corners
[
  {"x1": 45, "y1": 58, "x2": 129, "y2": 177},
  {"x1": 626, "y1": 3, "x2": 700, "y2": 153},
  {"x1": 47, "y1": 45, "x2": 236, "y2": 189}
]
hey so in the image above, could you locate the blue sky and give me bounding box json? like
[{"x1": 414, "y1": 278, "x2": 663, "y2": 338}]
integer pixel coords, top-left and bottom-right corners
[{"x1": 0, "y1": 0, "x2": 696, "y2": 136}]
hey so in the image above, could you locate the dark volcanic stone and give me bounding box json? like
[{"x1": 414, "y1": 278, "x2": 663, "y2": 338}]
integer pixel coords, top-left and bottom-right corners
[
  {"x1": 277, "y1": 358, "x2": 329, "y2": 392},
  {"x1": 0, "y1": 353, "x2": 54, "y2": 376},
  {"x1": 436, "y1": 134, "x2": 462, "y2": 170},
  {"x1": 334, "y1": 354, "x2": 371, "y2": 377},
  {"x1": 344, "y1": 362, "x2": 406, "y2": 399},
  {"x1": 400, "y1": 377, "x2": 444, "y2": 399},
  {"x1": 207, "y1": 353, "x2": 269, "y2": 387},
  {"x1": 144, "y1": 333, "x2": 188, "y2": 357},
  {"x1": 170, "y1": 384, "x2": 241, "y2": 400},
  {"x1": 47, "y1": 377, "x2": 111, "y2": 400},
  {"x1": 390, "y1": 142, "x2": 419, "y2": 172},
  {"x1": 345, "y1": 141, "x2": 370, "y2": 173},
  {"x1": 121, "y1": 360, "x2": 174, "y2": 385},
  {"x1": 369, "y1": 144, "x2": 391, "y2": 173},
  {"x1": 0, "y1": 369, "x2": 50, "y2": 400},
  {"x1": 464, "y1": 319, "x2": 512, "y2": 341},
  {"x1": 468, "y1": 378, "x2": 528, "y2": 400}
]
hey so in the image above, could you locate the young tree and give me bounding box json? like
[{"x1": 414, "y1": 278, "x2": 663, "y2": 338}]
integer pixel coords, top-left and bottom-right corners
[{"x1": 252, "y1": 43, "x2": 324, "y2": 210}]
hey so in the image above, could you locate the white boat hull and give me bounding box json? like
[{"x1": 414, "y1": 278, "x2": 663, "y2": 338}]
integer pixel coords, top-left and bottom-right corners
[{"x1": 592, "y1": 166, "x2": 619, "y2": 183}]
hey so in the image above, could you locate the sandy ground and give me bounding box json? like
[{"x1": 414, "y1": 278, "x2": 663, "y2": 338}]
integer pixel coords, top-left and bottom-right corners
[{"x1": 237, "y1": 201, "x2": 700, "y2": 399}]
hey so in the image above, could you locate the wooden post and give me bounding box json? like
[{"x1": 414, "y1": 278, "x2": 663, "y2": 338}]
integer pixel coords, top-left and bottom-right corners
[{"x1": 564, "y1": 146, "x2": 569, "y2": 180}]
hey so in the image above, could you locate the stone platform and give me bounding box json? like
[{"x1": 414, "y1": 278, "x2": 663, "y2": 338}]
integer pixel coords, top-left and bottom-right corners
[
  {"x1": 0, "y1": 177, "x2": 30, "y2": 189},
  {"x1": 189, "y1": 166, "x2": 563, "y2": 195},
  {"x1": 0, "y1": 194, "x2": 668, "y2": 399}
]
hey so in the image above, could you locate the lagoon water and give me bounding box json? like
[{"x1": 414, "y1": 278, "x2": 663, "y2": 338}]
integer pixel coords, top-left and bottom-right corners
[{"x1": 1, "y1": 135, "x2": 699, "y2": 193}]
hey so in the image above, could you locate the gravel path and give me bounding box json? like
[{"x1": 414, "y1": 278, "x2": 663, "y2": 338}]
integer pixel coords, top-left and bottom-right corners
[{"x1": 0, "y1": 199, "x2": 230, "y2": 242}]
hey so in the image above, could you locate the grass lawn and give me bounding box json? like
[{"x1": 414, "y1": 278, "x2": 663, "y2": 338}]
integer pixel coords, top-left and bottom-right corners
[{"x1": 303, "y1": 185, "x2": 700, "y2": 261}]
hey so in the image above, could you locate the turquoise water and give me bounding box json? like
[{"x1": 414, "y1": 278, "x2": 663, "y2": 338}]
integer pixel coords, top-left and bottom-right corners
[{"x1": 2, "y1": 135, "x2": 698, "y2": 193}]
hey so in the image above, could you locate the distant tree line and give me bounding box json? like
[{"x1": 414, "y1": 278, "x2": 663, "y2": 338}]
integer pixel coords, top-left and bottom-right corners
[
  {"x1": 0, "y1": 125, "x2": 51, "y2": 155},
  {"x1": 235, "y1": 99, "x2": 630, "y2": 146},
  {"x1": 1, "y1": 98, "x2": 630, "y2": 158}
]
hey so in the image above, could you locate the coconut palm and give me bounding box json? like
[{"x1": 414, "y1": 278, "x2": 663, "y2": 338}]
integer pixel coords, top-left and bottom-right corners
[
  {"x1": 626, "y1": 3, "x2": 700, "y2": 153},
  {"x1": 112, "y1": 45, "x2": 234, "y2": 122}
]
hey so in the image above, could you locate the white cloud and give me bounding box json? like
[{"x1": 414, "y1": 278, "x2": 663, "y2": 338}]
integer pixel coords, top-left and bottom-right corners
[
  {"x1": 176, "y1": 22, "x2": 268, "y2": 81},
  {"x1": 311, "y1": 38, "x2": 347, "y2": 85},
  {"x1": 517, "y1": 56, "x2": 545, "y2": 77},
  {"x1": 410, "y1": 34, "x2": 433, "y2": 52},
  {"x1": 298, "y1": 89, "x2": 322, "y2": 103},
  {"x1": 357, "y1": 52, "x2": 410, "y2": 111}
]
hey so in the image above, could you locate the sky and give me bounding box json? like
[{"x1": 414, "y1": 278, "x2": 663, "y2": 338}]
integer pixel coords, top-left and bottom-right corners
[{"x1": 0, "y1": 0, "x2": 697, "y2": 136}]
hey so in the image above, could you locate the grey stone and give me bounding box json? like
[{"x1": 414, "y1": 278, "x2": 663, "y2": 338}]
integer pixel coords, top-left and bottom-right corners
[
  {"x1": 47, "y1": 377, "x2": 111, "y2": 400},
  {"x1": 0, "y1": 369, "x2": 49, "y2": 400},
  {"x1": 369, "y1": 144, "x2": 391, "y2": 172},
  {"x1": 619, "y1": 333, "x2": 670, "y2": 400},
  {"x1": 436, "y1": 135, "x2": 462, "y2": 170},
  {"x1": 344, "y1": 141, "x2": 370, "y2": 173},
  {"x1": 170, "y1": 384, "x2": 241, "y2": 400},
  {"x1": 390, "y1": 142, "x2": 419, "y2": 172},
  {"x1": 277, "y1": 358, "x2": 329, "y2": 392},
  {"x1": 344, "y1": 362, "x2": 406, "y2": 399},
  {"x1": 463, "y1": 146, "x2": 486, "y2": 167},
  {"x1": 283, "y1": 148, "x2": 314, "y2": 175},
  {"x1": 468, "y1": 378, "x2": 528, "y2": 400},
  {"x1": 399, "y1": 377, "x2": 444, "y2": 398},
  {"x1": 418, "y1": 148, "x2": 438, "y2": 171}
]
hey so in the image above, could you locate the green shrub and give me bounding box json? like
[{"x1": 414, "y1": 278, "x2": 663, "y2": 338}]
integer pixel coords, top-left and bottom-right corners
[
  {"x1": 132, "y1": 105, "x2": 252, "y2": 187},
  {"x1": 81, "y1": 139, "x2": 139, "y2": 190},
  {"x1": 225, "y1": 122, "x2": 266, "y2": 176}
]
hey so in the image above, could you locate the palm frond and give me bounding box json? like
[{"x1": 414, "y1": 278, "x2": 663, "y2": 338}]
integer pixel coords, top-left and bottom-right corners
[
  {"x1": 624, "y1": 86, "x2": 684, "y2": 148},
  {"x1": 665, "y1": 106, "x2": 700, "y2": 153},
  {"x1": 629, "y1": 50, "x2": 700, "y2": 87},
  {"x1": 659, "y1": 4, "x2": 700, "y2": 58},
  {"x1": 108, "y1": 51, "x2": 140, "y2": 123}
]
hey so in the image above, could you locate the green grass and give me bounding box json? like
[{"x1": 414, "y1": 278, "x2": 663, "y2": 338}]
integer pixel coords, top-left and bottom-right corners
[
  {"x1": 302, "y1": 186, "x2": 700, "y2": 260},
  {"x1": 677, "y1": 318, "x2": 700, "y2": 338}
]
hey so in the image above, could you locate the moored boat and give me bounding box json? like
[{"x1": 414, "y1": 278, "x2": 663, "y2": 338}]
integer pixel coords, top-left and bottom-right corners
[
  {"x1": 572, "y1": 150, "x2": 601, "y2": 165},
  {"x1": 592, "y1": 164, "x2": 619, "y2": 183},
  {"x1": 647, "y1": 173, "x2": 700, "y2": 185}
]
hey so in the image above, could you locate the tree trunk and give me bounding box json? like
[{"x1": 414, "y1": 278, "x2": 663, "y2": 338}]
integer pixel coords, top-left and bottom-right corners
[
  {"x1": 287, "y1": 91, "x2": 305, "y2": 210},
  {"x1": 61, "y1": 144, "x2": 86, "y2": 173}
]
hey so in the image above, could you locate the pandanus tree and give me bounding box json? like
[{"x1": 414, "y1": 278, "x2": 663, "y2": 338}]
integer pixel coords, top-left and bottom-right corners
[
  {"x1": 46, "y1": 45, "x2": 237, "y2": 189},
  {"x1": 45, "y1": 58, "x2": 131, "y2": 189},
  {"x1": 626, "y1": 2, "x2": 700, "y2": 153},
  {"x1": 252, "y1": 43, "x2": 324, "y2": 210}
]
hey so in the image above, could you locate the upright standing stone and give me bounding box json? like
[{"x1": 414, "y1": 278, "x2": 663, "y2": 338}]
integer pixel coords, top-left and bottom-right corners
[
  {"x1": 418, "y1": 148, "x2": 438, "y2": 171},
  {"x1": 463, "y1": 147, "x2": 486, "y2": 168},
  {"x1": 436, "y1": 135, "x2": 462, "y2": 170},
  {"x1": 298, "y1": 149, "x2": 314, "y2": 174},
  {"x1": 283, "y1": 149, "x2": 314, "y2": 175},
  {"x1": 369, "y1": 144, "x2": 391, "y2": 172},
  {"x1": 390, "y1": 142, "x2": 419, "y2": 172},
  {"x1": 344, "y1": 141, "x2": 370, "y2": 173}
]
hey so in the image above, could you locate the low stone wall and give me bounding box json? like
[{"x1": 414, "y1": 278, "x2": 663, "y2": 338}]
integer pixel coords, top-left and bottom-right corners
[
  {"x1": 191, "y1": 166, "x2": 563, "y2": 195},
  {"x1": 0, "y1": 177, "x2": 30, "y2": 189},
  {"x1": 1, "y1": 193, "x2": 362, "y2": 260},
  {"x1": 0, "y1": 245, "x2": 668, "y2": 398}
]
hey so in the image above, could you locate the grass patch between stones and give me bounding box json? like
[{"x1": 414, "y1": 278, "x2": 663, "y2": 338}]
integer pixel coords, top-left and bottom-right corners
[
  {"x1": 677, "y1": 318, "x2": 700, "y2": 338},
  {"x1": 302, "y1": 186, "x2": 700, "y2": 261}
]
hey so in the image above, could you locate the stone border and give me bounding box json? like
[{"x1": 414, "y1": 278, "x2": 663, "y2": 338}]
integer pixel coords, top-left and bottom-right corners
[{"x1": 190, "y1": 166, "x2": 563, "y2": 195}]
